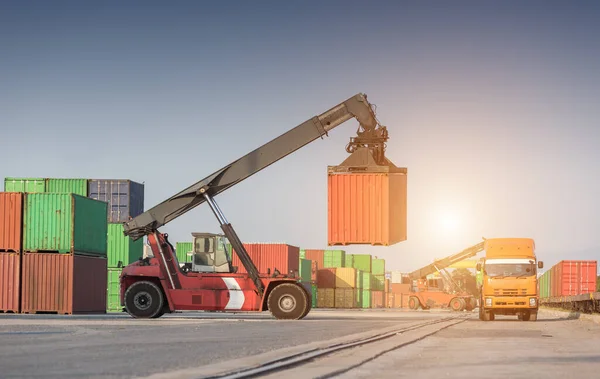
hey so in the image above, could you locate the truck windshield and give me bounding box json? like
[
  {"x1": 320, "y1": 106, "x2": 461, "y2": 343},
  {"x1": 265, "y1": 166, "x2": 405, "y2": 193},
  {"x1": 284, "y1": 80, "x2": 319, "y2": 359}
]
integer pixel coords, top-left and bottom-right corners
[{"x1": 485, "y1": 263, "x2": 534, "y2": 278}]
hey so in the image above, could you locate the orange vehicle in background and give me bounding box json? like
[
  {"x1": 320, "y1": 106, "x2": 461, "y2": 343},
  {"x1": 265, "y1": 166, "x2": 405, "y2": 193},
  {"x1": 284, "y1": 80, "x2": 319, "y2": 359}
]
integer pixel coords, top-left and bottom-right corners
[{"x1": 477, "y1": 238, "x2": 543, "y2": 321}]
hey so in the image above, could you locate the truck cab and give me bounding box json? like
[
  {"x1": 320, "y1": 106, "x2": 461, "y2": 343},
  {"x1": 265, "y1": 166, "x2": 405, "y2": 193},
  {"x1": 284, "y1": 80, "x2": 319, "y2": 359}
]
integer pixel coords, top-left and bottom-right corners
[{"x1": 477, "y1": 238, "x2": 543, "y2": 321}]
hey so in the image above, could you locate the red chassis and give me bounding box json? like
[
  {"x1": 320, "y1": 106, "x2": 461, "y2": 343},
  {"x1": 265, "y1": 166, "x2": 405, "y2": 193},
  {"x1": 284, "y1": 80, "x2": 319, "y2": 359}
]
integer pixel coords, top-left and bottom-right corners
[{"x1": 120, "y1": 233, "x2": 311, "y2": 320}]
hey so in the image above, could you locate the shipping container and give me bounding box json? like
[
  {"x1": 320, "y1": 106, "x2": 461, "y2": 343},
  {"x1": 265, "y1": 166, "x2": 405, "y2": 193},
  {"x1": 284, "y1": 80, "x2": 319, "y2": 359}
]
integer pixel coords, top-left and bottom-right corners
[
  {"x1": 335, "y1": 267, "x2": 357, "y2": 288},
  {"x1": 299, "y1": 259, "x2": 312, "y2": 283},
  {"x1": 362, "y1": 272, "x2": 372, "y2": 290},
  {"x1": 21, "y1": 253, "x2": 107, "y2": 314},
  {"x1": 552, "y1": 260, "x2": 597, "y2": 296},
  {"x1": 0, "y1": 192, "x2": 23, "y2": 252},
  {"x1": 317, "y1": 288, "x2": 335, "y2": 308},
  {"x1": 344, "y1": 254, "x2": 354, "y2": 268},
  {"x1": 299, "y1": 249, "x2": 305, "y2": 259},
  {"x1": 311, "y1": 260, "x2": 318, "y2": 282},
  {"x1": 107, "y1": 268, "x2": 123, "y2": 312},
  {"x1": 231, "y1": 243, "x2": 299, "y2": 277},
  {"x1": 371, "y1": 291, "x2": 385, "y2": 308},
  {"x1": 176, "y1": 242, "x2": 194, "y2": 263},
  {"x1": 107, "y1": 224, "x2": 143, "y2": 267},
  {"x1": 372, "y1": 259, "x2": 386, "y2": 275},
  {"x1": 317, "y1": 268, "x2": 336, "y2": 288},
  {"x1": 335, "y1": 288, "x2": 357, "y2": 308},
  {"x1": 46, "y1": 178, "x2": 88, "y2": 196},
  {"x1": 88, "y1": 179, "x2": 145, "y2": 223},
  {"x1": 351, "y1": 254, "x2": 372, "y2": 273},
  {"x1": 0, "y1": 253, "x2": 20, "y2": 313},
  {"x1": 4, "y1": 178, "x2": 46, "y2": 193},
  {"x1": 23, "y1": 194, "x2": 108, "y2": 256},
  {"x1": 356, "y1": 270, "x2": 364, "y2": 290},
  {"x1": 361, "y1": 290, "x2": 371, "y2": 308},
  {"x1": 303, "y1": 249, "x2": 325, "y2": 269},
  {"x1": 372, "y1": 274, "x2": 385, "y2": 291},
  {"x1": 323, "y1": 249, "x2": 346, "y2": 268},
  {"x1": 356, "y1": 284, "x2": 362, "y2": 306},
  {"x1": 311, "y1": 284, "x2": 318, "y2": 308},
  {"x1": 391, "y1": 283, "x2": 411, "y2": 295},
  {"x1": 327, "y1": 167, "x2": 407, "y2": 246}
]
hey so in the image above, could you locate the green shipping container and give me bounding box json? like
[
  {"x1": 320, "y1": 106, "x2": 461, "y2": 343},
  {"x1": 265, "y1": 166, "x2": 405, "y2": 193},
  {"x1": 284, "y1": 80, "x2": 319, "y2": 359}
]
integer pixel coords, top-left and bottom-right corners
[
  {"x1": 299, "y1": 249, "x2": 306, "y2": 259},
  {"x1": 107, "y1": 268, "x2": 123, "y2": 312},
  {"x1": 362, "y1": 272, "x2": 372, "y2": 290},
  {"x1": 372, "y1": 274, "x2": 385, "y2": 291},
  {"x1": 356, "y1": 270, "x2": 364, "y2": 290},
  {"x1": 46, "y1": 178, "x2": 88, "y2": 196},
  {"x1": 372, "y1": 259, "x2": 385, "y2": 275},
  {"x1": 311, "y1": 284, "x2": 318, "y2": 308},
  {"x1": 361, "y1": 290, "x2": 371, "y2": 308},
  {"x1": 344, "y1": 254, "x2": 354, "y2": 268},
  {"x1": 176, "y1": 242, "x2": 194, "y2": 263},
  {"x1": 4, "y1": 177, "x2": 46, "y2": 193},
  {"x1": 107, "y1": 223, "x2": 143, "y2": 267},
  {"x1": 23, "y1": 193, "x2": 108, "y2": 256},
  {"x1": 352, "y1": 254, "x2": 372, "y2": 273},
  {"x1": 356, "y1": 285, "x2": 362, "y2": 307},
  {"x1": 323, "y1": 250, "x2": 346, "y2": 268},
  {"x1": 299, "y1": 259, "x2": 312, "y2": 282}
]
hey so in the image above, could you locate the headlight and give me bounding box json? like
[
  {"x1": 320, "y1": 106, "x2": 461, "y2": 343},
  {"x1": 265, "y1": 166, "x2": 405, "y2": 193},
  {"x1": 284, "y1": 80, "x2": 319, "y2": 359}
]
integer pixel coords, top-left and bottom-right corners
[
  {"x1": 485, "y1": 298, "x2": 492, "y2": 307},
  {"x1": 529, "y1": 298, "x2": 537, "y2": 307}
]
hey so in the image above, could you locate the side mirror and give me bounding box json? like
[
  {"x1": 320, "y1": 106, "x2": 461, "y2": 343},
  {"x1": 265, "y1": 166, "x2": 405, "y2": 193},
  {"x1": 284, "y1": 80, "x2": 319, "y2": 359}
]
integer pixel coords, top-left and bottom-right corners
[
  {"x1": 538, "y1": 261, "x2": 544, "y2": 269},
  {"x1": 476, "y1": 263, "x2": 482, "y2": 271}
]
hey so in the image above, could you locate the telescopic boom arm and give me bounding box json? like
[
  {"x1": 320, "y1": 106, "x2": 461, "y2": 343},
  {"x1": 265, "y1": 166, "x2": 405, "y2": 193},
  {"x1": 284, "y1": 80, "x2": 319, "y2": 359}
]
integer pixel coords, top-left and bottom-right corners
[{"x1": 408, "y1": 241, "x2": 485, "y2": 280}]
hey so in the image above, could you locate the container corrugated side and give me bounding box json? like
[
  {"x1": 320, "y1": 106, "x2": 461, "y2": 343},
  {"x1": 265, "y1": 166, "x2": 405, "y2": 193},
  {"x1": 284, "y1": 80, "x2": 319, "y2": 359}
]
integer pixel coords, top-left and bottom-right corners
[
  {"x1": 0, "y1": 253, "x2": 20, "y2": 313},
  {"x1": 21, "y1": 253, "x2": 107, "y2": 314},
  {"x1": 311, "y1": 284, "x2": 318, "y2": 308},
  {"x1": 176, "y1": 242, "x2": 194, "y2": 263},
  {"x1": 361, "y1": 290, "x2": 371, "y2": 308},
  {"x1": 303, "y1": 249, "x2": 325, "y2": 269},
  {"x1": 335, "y1": 267, "x2": 357, "y2": 288},
  {"x1": 391, "y1": 283, "x2": 411, "y2": 294},
  {"x1": 23, "y1": 194, "x2": 108, "y2": 256},
  {"x1": 107, "y1": 268, "x2": 123, "y2": 312},
  {"x1": 371, "y1": 291, "x2": 385, "y2": 308},
  {"x1": 4, "y1": 178, "x2": 45, "y2": 193},
  {"x1": 299, "y1": 259, "x2": 312, "y2": 283},
  {"x1": 362, "y1": 272, "x2": 372, "y2": 290},
  {"x1": 230, "y1": 244, "x2": 263, "y2": 274},
  {"x1": 327, "y1": 172, "x2": 407, "y2": 246},
  {"x1": 107, "y1": 224, "x2": 143, "y2": 267},
  {"x1": 88, "y1": 179, "x2": 145, "y2": 223},
  {"x1": 323, "y1": 249, "x2": 345, "y2": 268},
  {"x1": 555, "y1": 260, "x2": 598, "y2": 296},
  {"x1": 372, "y1": 274, "x2": 385, "y2": 291},
  {"x1": 334, "y1": 288, "x2": 356, "y2": 308},
  {"x1": 344, "y1": 254, "x2": 354, "y2": 268},
  {"x1": 372, "y1": 259, "x2": 385, "y2": 275},
  {"x1": 352, "y1": 254, "x2": 372, "y2": 273},
  {"x1": 317, "y1": 268, "x2": 336, "y2": 288},
  {"x1": 260, "y1": 244, "x2": 300, "y2": 277},
  {"x1": 299, "y1": 249, "x2": 306, "y2": 259},
  {"x1": 46, "y1": 178, "x2": 88, "y2": 196},
  {"x1": 311, "y1": 260, "x2": 318, "y2": 282},
  {"x1": 317, "y1": 288, "x2": 334, "y2": 308},
  {"x1": 0, "y1": 193, "x2": 23, "y2": 252}
]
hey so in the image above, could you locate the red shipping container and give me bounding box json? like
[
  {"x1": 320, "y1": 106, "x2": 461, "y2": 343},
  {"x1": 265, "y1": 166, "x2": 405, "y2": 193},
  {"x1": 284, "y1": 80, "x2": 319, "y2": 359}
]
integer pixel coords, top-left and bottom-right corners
[
  {"x1": 303, "y1": 249, "x2": 325, "y2": 269},
  {"x1": 0, "y1": 193, "x2": 23, "y2": 252},
  {"x1": 317, "y1": 268, "x2": 336, "y2": 288},
  {"x1": 0, "y1": 253, "x2": 20, "y2": 313},
  {"x1": 231, "y1": 243, "x2": 300, "y2": 277},
  {"x1": 553, "y1": 260, "x2": 597, "y2": 296},
  {"x1": 391, "y1": 283, "x2": 411, "y2": 295},
  {"x1": 327, "y1": 171, "x2": 407, "y2": 246},
  {"x1": 371, "y1": 290, "x2": 385, "y2": 308},
  {"x1": 21, "y1": 253, "x2": 107, "y2": 314}
]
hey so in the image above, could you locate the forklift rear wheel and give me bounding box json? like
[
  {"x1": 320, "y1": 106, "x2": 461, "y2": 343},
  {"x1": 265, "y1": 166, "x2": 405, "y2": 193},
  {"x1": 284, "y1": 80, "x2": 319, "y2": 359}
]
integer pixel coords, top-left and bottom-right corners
[
  {"x1": 124, "y1": 281, "x2": 165, "y2": 318},
  {"x1": 267, "y1": 283, "x2": 309, "y2": 320},
  {"x1": 408, "y1": 296, "x2": 420, "y2": 310},
  {"x1": 450, "y1": 297, "x2": 464, "y2": 312}
]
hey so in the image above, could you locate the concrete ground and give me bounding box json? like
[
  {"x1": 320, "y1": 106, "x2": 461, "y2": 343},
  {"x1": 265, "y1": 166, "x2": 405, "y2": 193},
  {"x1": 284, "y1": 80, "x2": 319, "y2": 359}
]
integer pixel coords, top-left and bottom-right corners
[{"x1": 1, "y1": 308, "x2": 598, "y2": 378}]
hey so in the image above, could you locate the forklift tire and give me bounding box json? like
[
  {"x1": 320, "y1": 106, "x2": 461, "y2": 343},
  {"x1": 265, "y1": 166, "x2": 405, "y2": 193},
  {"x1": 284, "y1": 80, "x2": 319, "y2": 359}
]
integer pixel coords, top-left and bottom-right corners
[
  {"x1": 408, "y1": 296, "x2": 420, "y2": 310},
  {"x1": 450, "y1": 297, "x2": 463, "y2": 312},
  {"x1": 124, "y1": 281, "x2": 165, "y2": 319},
  {"x1": 267, "y1": 283, "x2": 309, "y2": 320}
]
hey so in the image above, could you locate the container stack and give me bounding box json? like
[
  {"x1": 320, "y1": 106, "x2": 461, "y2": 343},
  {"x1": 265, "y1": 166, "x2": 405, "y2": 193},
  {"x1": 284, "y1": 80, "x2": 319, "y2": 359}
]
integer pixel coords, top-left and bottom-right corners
[
  {"x1": 3, "y1": 177, "x2": 111, "y2": 314},
  {"x1": 316, "y1": 267, "x2": 359, "y2": 308},
  {"x1": 230, "y1": 243, "x2": 300, "y2": 278},
  {"x1": 176, "y1": 242, "x2": 194, "y2": 264},
  {"x1": 538, "y1": 260, "x2": 598, "y2": 299}
]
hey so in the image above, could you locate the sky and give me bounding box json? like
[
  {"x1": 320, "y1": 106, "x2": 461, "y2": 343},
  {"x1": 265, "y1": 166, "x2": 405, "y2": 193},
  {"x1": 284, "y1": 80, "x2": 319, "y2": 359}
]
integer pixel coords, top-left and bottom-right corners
[{"x1": 1, "y1": 1, "x2": 599, "y2": 273}]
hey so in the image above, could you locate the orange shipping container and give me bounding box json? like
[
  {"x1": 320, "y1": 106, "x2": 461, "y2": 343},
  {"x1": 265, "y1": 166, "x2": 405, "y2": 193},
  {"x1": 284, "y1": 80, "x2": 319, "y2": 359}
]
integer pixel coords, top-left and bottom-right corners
[
  {"x1": 327, "y1": 171, "x2": 407, "y2": 246},
  {"x1": 0, "y1": 193, "x2": 23, "y2": 252},
  {"x1": 0, "y1": 253, "x2": 20, "y2": 313},
  {"x1": 391, "y1": 283, "x2": 411, "y2": 294},
  {"x1": 303, "y1": 249, "x2": 325, "y2": 269},
  {"x1": 371, "y1": 290, "x2": 385, "y2": 308},
  {"x1": 21, "y1": 253, "x2": 107, "y2": 314}
]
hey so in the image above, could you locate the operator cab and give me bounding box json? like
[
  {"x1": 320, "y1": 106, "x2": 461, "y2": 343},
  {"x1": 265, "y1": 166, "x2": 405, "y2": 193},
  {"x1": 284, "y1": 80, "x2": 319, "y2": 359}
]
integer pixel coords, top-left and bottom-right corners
[{"x1": 187, "y1": 233, "x2": 233, "y2": 273}]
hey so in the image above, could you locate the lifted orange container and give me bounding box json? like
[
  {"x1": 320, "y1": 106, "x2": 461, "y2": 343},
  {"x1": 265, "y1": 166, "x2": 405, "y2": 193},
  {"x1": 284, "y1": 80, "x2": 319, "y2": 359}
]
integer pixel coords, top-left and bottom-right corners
[{"x1": 327, "y1": 149, "x2": 407, "y2": 246}]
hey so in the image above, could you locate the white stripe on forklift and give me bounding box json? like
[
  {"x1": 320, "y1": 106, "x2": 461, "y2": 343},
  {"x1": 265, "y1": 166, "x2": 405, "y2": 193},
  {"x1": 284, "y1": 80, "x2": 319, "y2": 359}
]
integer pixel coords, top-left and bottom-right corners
[{"x1": 222, "y1": 277, "x2": 245, "y2": 310}]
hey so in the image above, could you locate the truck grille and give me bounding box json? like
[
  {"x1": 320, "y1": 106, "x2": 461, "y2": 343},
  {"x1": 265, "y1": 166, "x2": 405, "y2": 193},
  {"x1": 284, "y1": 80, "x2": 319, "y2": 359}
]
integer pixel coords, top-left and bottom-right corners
[{"x1": 493, "y1": 289, "x2": 527, "y2": 296}]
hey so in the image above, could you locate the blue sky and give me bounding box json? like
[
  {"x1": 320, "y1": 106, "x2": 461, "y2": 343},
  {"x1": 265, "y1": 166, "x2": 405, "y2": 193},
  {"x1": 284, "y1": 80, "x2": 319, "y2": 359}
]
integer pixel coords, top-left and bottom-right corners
[{"x1": 2, "y1": 1, "x2": 599, "y2": 272}]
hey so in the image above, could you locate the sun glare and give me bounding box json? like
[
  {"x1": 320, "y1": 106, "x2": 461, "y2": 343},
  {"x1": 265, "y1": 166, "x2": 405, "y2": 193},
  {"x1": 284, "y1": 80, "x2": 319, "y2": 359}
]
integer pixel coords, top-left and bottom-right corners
[{"x1": 438, "y1": 211, "x2": 460, "y2": 232}]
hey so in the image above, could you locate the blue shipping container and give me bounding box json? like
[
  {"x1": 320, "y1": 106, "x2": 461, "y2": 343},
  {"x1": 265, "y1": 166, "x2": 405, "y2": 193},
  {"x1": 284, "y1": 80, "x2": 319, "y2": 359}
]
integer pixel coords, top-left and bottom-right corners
[{"x1": 88, "y1": 179, "x2": 145, "y2": 223}]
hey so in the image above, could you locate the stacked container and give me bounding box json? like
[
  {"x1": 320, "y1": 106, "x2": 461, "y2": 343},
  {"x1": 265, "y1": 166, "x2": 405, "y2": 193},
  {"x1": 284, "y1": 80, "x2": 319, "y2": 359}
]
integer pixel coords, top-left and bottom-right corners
[
  {"x1": 88, "y1": 179, "x2": 145, "y2": 313},
  {"x1": 316, "y1": 267, "x2": 358, "y2": 308},
  {"x1": 0, "y1": 192, "x2": 24, "y2": 313},
  {"x1": 176, "y1": 242, "x2": 194, "y2": 264},
  {"x1": 231, "y1": 243, "x2": 300, "y2": 277}
]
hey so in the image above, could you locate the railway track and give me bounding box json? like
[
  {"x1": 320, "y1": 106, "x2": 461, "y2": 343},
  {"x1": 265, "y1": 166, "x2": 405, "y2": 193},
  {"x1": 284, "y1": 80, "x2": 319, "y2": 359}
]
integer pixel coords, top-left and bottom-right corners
[{"x1": 202, "y1": 315, "x2": 468, "y2": 379}]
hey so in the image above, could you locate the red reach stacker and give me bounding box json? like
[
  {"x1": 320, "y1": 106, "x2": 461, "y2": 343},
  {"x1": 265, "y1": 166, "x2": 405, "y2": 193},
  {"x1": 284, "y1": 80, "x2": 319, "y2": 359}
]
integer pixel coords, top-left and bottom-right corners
[{"x1": 119, "y1": 93, "x2": 393, "y2": 320}]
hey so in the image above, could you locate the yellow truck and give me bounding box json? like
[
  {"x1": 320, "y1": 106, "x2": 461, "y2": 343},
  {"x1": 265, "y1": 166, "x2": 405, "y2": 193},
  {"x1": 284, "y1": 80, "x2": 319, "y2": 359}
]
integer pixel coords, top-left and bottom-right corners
[{"x1": 476, "y1": 238, "x2": 543, "y2": 321}]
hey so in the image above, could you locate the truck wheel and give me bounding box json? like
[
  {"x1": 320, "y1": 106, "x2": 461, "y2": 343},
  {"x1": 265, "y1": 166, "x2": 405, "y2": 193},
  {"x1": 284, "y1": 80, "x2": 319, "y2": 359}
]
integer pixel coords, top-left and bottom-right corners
[
  {"x1": 268, "y1": 283, "x2": 309, "y2": 320},
  {"x1": 124, "y1": 281, "x2": 165, "y2": 319},
  {"x1": 450, "y1": 297, "x2": 463, "y2": 311},
  {"x1": 408, "y1": 297, "x2": 420, "y2": 310},
  {"x1": 482, "y1": 310, "x2": 494, "y2": 321},
  {"x1": 530, "y1": 310, "x2": 538, "y2": 321}
]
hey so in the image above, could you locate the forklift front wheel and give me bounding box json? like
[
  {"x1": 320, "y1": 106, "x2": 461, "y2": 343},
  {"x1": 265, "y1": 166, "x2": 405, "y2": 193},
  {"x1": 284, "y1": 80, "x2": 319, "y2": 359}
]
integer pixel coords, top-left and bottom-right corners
[
  {"x1": 267, "y1": 283, "x2": 309, "y2": 320},
  {"x1": 124, "y1": 281, "x2": 165, "y2": 319}
]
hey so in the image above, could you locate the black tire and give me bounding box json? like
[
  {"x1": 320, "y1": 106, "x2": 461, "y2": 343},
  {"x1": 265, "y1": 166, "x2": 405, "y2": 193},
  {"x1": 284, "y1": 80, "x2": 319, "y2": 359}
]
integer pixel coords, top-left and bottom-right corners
[
  {"x1": 124, "y1": 281, "x2": 165, "y2": 319},
  {"x1": 408, "y1": 296, "x2": 420, "y2": 310},
  {"x1": 267, "y1": 283, "x2": 309, "y2": 320}
]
